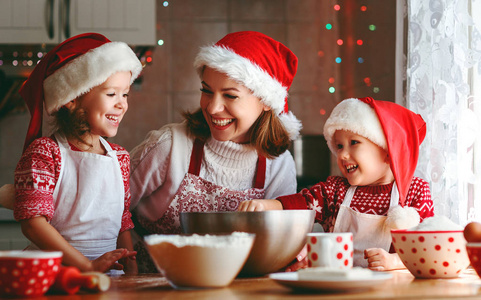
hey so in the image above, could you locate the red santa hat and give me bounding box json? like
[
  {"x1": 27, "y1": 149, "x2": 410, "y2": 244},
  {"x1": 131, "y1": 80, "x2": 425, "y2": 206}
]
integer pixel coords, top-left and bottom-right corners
[
  {"x1": 194, "y1": 31, "x2": 302, "y2": 140},
  {"x1": 323, "y1": 97, "x2": 427, "y2": 207},
  {"x1": 20, "y1": 32, "x2": 143, "y2": 151}
]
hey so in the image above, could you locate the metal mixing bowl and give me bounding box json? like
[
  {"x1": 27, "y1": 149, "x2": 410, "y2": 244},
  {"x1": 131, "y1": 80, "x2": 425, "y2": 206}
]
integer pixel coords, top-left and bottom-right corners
[{"x1": 180, "y1": 210, "x2": 315, "y2": 276}]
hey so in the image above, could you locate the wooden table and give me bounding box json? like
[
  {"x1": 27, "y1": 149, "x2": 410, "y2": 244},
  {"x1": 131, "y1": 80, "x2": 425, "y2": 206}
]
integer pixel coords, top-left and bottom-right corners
[{"x1": 41, "y1": 268, "x2": 481, "y2": 299}]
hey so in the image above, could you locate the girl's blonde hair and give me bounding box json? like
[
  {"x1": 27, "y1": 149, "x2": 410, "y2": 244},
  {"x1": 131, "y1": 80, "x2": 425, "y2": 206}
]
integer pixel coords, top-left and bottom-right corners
[{"x1": 183, "y1": 108, "x2": 291, "y2": 159}]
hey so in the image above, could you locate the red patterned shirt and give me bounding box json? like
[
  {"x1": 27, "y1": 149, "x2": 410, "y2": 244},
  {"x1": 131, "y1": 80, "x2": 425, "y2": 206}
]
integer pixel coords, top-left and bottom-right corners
[
  {"x1": 14, "y1": 137, "x2": 134, "y2": 233},
  {"x1": 278, "y1": 176, "x2": 434, "y2": 233}
]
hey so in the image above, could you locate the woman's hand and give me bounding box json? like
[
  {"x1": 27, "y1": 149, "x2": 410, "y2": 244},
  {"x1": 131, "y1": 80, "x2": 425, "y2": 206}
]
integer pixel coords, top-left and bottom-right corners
[
  {"x1": 237, "y1": 199, "x2": 283, "y2": 211},
  {"x1": 364, "y1": 248, "x2": 405, "y2": 271}
]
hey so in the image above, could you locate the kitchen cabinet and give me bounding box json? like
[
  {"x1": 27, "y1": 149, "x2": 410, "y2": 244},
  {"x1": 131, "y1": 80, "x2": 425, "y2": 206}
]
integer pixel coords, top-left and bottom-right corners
[
  {"x1": 0, "y1": 0, "x2": 156, "y2": 45},
  {"x1": 0, "y1": 220, "x2": 29, "y2": 250}
]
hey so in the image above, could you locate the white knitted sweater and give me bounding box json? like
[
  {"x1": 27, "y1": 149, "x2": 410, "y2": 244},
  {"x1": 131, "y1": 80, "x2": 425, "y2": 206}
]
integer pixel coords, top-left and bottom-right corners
[{"x1": 129, "y1": 122, "x2": 297, "y2": 220}]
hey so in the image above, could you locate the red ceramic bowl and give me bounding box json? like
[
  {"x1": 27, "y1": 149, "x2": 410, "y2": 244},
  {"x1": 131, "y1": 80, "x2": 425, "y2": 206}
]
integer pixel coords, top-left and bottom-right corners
[
  {"x1": 391, "y1": 229, "x2": 469, "y2": 278},
  {"x1": 466, "y1": 243, "x2": 481, "y2": 278},
  {"x1": 0, "y1": 250, "x2": 63, "y2": 298}
]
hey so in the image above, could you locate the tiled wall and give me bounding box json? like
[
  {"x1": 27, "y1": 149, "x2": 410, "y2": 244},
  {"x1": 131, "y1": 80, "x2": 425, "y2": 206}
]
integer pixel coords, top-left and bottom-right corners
[
  {"x1": 0, "y1": 0, "x2": 395, "y2": 249},
  {"x1": 112, "y1": 0, "x2": 349, "y2": 152},
  {"x1": 1, "y1": 0, "x2": 396, "y2": 179}
]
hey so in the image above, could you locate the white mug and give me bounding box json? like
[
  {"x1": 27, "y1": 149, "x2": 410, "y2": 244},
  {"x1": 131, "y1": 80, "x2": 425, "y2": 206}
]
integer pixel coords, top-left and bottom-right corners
[{"x1": 306, "y1": 232, "x2": 353, "y2": 269}]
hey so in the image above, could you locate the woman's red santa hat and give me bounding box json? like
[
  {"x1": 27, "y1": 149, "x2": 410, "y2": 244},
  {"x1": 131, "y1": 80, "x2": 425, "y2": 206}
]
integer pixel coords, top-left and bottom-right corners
[
  {"x1": 20, "y1": 32, "x2": 143, "y2": 151},
  {"x1": 193, "y1": 31, "x2": 302, "y2": 140},
  {"x1": 323, "y1": 97, "x2": 427, "y2": 229}
]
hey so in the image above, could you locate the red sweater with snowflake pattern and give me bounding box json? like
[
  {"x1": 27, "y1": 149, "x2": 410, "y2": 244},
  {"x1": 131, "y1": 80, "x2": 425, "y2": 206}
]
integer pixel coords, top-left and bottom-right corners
[
  {"x1": 13, "y1": 137, "x2": 134, "y2": 233},
  {"x1": 278, "y1": 176, "x2": 434, "y2": 233}
]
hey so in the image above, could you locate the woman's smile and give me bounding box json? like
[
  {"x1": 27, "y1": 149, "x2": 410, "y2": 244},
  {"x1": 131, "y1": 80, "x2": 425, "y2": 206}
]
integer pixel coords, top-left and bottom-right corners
[{"x1": 211, "y1": 117, "x2": 234, "y2": 128}]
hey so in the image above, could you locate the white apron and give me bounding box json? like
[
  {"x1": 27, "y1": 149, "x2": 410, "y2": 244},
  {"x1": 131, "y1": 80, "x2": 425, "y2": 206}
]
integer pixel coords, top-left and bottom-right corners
[
  {"x1": 133, "y1": 138, "x2": 266, "y2": 273},
  {"x1": 333, "y1": 183, "x2": 399, "y2": 267},
  {"x1": 27, "y1": 133, "x2": 124, "y2": 261}
]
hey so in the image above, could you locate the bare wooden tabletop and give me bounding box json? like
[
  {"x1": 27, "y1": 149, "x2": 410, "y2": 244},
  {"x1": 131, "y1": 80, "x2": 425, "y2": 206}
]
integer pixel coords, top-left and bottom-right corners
[{"x1": 40, "y1": 268, "x2": 481, "y2": 299}]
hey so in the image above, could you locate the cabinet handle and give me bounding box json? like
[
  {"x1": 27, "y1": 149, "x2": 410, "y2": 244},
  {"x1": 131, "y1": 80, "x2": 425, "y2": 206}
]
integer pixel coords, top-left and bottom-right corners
[
  {"x1": 62, "y1": 0, "x2": 71, "y2": 39},
  {"x1": 47, "y1": 0, "x2": 54, "y2": 39}
]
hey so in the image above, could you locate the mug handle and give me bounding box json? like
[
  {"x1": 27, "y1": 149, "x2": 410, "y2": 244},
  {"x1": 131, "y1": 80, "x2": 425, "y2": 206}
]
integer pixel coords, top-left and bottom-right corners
[{"x1": 318, "y1": 238, "x2": 333, "y2": 268}]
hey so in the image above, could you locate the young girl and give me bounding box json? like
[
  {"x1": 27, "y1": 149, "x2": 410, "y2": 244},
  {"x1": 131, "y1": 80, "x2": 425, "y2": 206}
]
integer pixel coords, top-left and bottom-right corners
[
  {"x1": 239, "y1": 97, "x2": 435, "y2": 270},
  {"x1": 129, "y1": 31, "x2": 301, "y2": 272},
  {"x1": 13, "y1": 33, "x2": 142, "y2": 274}
]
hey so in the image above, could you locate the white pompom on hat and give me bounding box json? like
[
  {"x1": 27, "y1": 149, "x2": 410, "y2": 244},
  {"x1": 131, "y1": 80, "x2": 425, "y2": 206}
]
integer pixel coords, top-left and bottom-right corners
[
  {"x1": 385, "y1": 206, "x2": 420, "y2": 230},
  {"x1": 194, "y1": 31, "x2": 302, "y2": 140}
]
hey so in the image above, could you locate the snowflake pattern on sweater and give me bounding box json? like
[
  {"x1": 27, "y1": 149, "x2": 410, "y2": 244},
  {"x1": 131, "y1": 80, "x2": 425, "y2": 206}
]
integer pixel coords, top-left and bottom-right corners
[
  {"x1": 278, "y1": 176, "x2": 434, "y2": 233},
  {"x1": 14, "y1": 137, "x2": 134, "y2": 233}
]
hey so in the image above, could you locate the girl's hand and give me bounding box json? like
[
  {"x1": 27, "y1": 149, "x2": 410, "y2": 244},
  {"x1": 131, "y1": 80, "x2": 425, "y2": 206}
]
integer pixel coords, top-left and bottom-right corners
[
  {"x1": 284, "y1": 245, "x2": 308, "y2": 272},
  {"x1": 364, "y1": 248, "x2": 405, "y2": 271},
  {"x1": 91, "y1": 249, "x2": 137, "y2": 273},
  {"x1": 116, "y1": 230, "x2": 137, "y2": 274},
  {"x1": 284, "y1": 257, "x2": 308, "y2": 272},
  {"x1": 237, "y1": 199, "x2": 283, "y2": 211},
  {"x1": 120, "y1": 250, "x2": 138, "y2": 275}
]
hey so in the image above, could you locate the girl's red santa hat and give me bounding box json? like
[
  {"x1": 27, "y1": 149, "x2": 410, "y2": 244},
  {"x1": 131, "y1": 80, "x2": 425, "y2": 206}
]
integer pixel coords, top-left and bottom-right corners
[
  {"x1": 20, "y1": 32, "x2": 143, "y2": 151},
  {"x1": 323, "y1": 97, "x2": 427, "y2": 229},
  {"x1": 194, "y1": 31, "x2": 302, "y2": 140}
]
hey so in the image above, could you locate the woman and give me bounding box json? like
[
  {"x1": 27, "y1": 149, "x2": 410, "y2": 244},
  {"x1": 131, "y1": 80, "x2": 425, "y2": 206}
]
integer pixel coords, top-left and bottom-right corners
[{"x1": 129, "y1": 31, "x2": 301, "y2": 272}]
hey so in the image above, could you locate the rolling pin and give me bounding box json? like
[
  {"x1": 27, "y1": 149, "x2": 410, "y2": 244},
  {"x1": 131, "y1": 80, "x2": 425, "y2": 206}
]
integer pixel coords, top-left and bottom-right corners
[{"x1": 52, "y1": 266, "x2": 111, "y2": 294}]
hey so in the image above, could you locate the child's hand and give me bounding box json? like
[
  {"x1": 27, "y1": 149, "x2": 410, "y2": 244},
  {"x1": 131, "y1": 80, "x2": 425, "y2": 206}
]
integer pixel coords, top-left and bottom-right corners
[
  {"x1": 364, "y1": 248, "x2": 405, "y2": 271},
  {"x1": 237, "y1": 199, "x2": 283, "y2": 211},
  {"x1": 284, "y1": 244, "x2": 308, "y2": 272},
  {"x1": 284, "y1": 257, "x2": 308, "y2": 272},
  {"x1": 91, "y1": 249, "x2": 136, "y2": 273},
  {"x1": 119, "y1": 250, "x2": 138, "y2": 275}
]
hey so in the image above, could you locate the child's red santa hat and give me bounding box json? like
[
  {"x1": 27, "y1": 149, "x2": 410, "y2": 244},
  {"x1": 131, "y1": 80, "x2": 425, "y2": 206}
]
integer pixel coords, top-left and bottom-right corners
[
  {"x1": 323, "y1": 97, "x2": 427, "y2": 229},
  {"x1": 194, "y1": 31, "x2": 302, "y2": 140},
  {"x1": 20, "y1": 32, "x2": 143, "y2": 151}
]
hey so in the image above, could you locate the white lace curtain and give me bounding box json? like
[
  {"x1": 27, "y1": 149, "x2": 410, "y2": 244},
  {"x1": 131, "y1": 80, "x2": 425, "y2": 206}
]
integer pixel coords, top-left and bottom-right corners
[{"x1": 406, "y1": 0, "x2": 481, "y2": 225}]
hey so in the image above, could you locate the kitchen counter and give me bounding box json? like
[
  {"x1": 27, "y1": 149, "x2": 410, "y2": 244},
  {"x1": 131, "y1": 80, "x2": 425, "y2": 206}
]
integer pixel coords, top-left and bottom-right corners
[{"x1": 41, "y1": 268, "x2": 481, "y2": 299}]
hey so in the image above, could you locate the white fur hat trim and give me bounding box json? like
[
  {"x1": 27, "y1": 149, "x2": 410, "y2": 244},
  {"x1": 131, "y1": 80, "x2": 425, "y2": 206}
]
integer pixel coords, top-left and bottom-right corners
[
  {"x1": 43, "y1": 42, "x2": 142, "y2": 115},
  {"x1": 385, "y1": 206, "x2": 420, "y2": 230},
  {"x1": 194, "y1": 45, "x2": 287, "y2": 115},
  {"x1": 323, "y1": 98, "x2": 387, "y2": 155}
]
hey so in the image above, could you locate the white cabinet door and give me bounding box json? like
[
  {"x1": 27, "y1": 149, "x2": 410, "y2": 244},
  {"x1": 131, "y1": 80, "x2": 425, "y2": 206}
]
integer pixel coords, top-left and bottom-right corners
[
  {"x1": 0, "y1": 0, "x2": 156, "y2": 45},
  {"x1": 0, "y1": 0, "x2": 60, "y2": 44},
  {"x1": 66, "y1": 0, "x2": 156, "y2": 45}
]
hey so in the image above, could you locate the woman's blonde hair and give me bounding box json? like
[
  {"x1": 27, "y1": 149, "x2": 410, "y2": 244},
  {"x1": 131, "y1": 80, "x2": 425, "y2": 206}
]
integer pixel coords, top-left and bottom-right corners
[{"x1": 183, "y1": 108, "x2": 291, "y2": 159}]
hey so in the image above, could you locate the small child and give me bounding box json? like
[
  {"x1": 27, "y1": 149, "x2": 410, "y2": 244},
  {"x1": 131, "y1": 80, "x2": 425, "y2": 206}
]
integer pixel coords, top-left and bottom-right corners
[
  {"x1": 239, "y1": 97, "x2": 434, "y2": 270},
  {"x1": 13, "y1": 33, "x2": 142, "y2": 274}
]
